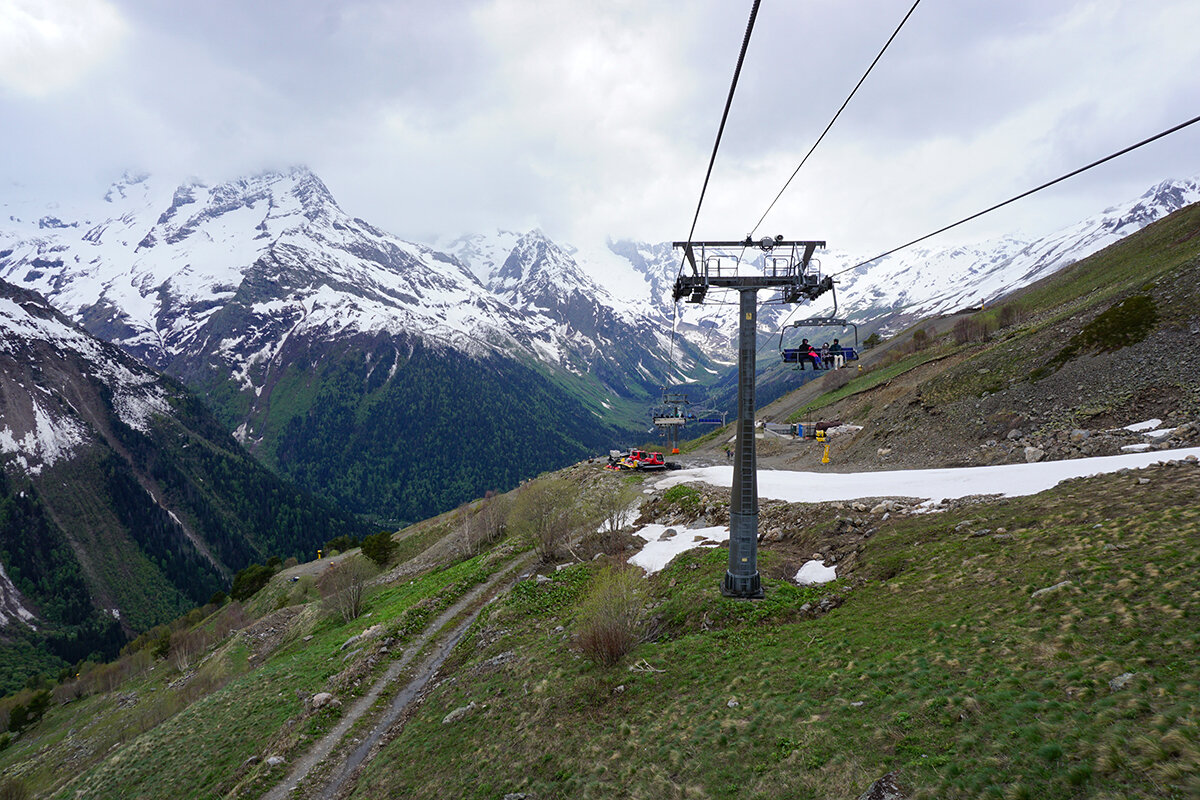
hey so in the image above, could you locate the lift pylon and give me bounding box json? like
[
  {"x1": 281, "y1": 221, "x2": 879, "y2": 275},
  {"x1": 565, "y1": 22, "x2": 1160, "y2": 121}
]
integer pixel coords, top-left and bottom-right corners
[{"x1": 672, "y1": 237, "x2": 829, "y2": 599}]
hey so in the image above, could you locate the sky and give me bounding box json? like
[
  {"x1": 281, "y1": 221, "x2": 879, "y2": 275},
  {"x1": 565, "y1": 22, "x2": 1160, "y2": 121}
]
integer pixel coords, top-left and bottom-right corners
[{"x1": 2, "y1": 0, "x2": 1199, "y2": 254}]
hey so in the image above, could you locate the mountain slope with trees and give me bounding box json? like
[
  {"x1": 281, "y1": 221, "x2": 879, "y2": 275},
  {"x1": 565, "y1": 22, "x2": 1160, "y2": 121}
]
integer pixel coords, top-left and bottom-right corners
[{"x1": 0, "y1": 280, "x2": 365, "y2": 690}]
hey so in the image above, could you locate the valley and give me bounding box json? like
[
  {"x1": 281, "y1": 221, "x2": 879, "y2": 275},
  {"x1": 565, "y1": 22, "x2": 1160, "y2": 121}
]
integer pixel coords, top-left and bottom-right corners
[{"x1": 0, "y1": 192, "x2": 1197, "y2": 798}]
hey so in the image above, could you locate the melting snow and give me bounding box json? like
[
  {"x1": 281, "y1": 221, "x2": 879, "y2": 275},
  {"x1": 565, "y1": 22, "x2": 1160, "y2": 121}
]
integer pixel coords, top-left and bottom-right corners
[
  {"x1": 629, "y1": 524, "x2": 729, "y2": 574},
  {"x1": 1124, "y1": 418, "x2": 1163, "y2": 432},
  {"x1": 627, "y1": 447, "x2": 1200, "y2": 575},
  {"x1": 794, "y1": 560, "x2": 837, "y2": 585},
  {"x1": 654, "y1": 448, "x2": 1200, "y2": 506}
]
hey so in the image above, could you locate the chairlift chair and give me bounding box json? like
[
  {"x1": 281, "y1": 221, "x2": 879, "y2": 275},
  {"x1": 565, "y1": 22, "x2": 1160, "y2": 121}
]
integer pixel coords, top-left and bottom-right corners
[{"x1": 778, "y1": 285, "x2": 860, "y2": 370}]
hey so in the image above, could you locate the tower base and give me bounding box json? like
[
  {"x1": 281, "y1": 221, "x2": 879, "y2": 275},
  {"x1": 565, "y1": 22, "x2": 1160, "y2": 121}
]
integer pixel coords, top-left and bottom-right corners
[{"x1": 721, "y1": 570, "x2": 764, "y2": 599}]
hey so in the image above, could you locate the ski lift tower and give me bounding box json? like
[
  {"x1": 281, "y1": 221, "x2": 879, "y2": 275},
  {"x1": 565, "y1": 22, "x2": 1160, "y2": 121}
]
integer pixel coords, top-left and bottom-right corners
[
  {"x1": 653, "y1": 390, "x2": 692, "y2": 454},
  {"x1": 673, "y1": 236, "x2": 831, "y2": 598}
]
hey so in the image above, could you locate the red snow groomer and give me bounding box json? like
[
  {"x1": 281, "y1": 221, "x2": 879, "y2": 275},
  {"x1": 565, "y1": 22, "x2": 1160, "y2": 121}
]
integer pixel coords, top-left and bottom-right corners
[{"x1": 605, "y1": 449, "x2": 667, "y2": 471}]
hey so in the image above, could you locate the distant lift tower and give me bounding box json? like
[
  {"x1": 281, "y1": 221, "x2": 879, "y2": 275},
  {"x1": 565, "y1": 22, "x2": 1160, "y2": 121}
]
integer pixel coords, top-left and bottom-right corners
[
  {"x1": 653, "y1": 390, "x2": 692, "y2": 454},
  {"x1": 673, "y1": 237, "x2": 831, "y2": 598}
]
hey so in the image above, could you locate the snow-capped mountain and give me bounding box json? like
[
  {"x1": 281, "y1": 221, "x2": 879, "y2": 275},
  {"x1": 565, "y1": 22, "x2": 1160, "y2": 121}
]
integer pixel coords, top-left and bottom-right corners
[
  {"x1": 0, "y1": 279, "x2": 170, "y2": 475},
  {"x1": 608, "y1": 177, "x2": 1200, "y2": 343},
  {"x1": 0, "y1": 168, "x2": 708, "y2": 408},
  {"x1": 0, "y1": 169, "x2": 674, "y2": 522}
]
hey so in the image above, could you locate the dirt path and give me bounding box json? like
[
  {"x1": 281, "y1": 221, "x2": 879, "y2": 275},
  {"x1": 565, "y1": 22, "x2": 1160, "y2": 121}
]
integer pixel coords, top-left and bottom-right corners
[{"x1": 262, "y1": 555, "x2": 529, "y2": 800}]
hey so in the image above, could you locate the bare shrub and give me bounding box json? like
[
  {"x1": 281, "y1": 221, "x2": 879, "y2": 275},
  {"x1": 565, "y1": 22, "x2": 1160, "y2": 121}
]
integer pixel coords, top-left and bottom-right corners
[
  {"x1": 509, "y1": 478, "x2": 579, "y2": 562},
  {"x1": 953, "y1": 316, "x2": 995, "y2": 345},
  {"x1": 207, "y1": 601, "x2": 248, "y2": 641},
  {"x1": 997, "y1": 302, "x2": 1026, "y2": 329},
  {"x1": 169, "y1": 626, "x2": 212, "y2": 672},
  {"x1": 318, "y1": 556, "x2": 377, "y2": 623},
  {"x1": 477, "y1": 490, "x2": 511, "y2": 546},
  {"x1": 455, "y1": 491, "x2": 513, "y2": 557},
  {"x1": 575, "y1": 566, "x2": 647, "y2": 667},
  {"x1": 595, "y1": 480, "x2": 639, "y2": 535}
]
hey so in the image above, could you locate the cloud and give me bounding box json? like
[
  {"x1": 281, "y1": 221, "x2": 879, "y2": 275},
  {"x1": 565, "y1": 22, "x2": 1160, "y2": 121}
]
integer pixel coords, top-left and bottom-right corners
[
  {"x1": 0, "y1": 0, "x2": 128, "y2": 96},
  {"x1": 0, "y1": 0, "x2": 1198, "y2": 252}
]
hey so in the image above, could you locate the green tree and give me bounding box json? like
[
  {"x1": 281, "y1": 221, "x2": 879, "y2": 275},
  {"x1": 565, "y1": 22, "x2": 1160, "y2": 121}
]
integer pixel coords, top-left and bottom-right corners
[
  {"x1": 231, "y1": 563, "x2": 274, "y2": 601},
  {"x1": 360, "y1": 530, "x2": 397, "y2": 567}
]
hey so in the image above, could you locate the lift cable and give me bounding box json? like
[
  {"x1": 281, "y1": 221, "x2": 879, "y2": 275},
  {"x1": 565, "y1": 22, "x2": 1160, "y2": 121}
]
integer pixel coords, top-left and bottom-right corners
[
  {"x1": 747, "y1": 0, "x2": 922, "y2": 239},
  {"x1": 677, "y1": 0, "x2": 763, "y2": 280},
  {"x1": 829, "y1": 112, "x2": 1200, "y2": 278}
]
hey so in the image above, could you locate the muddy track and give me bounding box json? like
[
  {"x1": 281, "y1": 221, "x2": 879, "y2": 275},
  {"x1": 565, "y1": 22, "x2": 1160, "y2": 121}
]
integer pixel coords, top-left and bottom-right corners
[{"x1": 262, "y1": 555, "x2": 530, "y2": 800}]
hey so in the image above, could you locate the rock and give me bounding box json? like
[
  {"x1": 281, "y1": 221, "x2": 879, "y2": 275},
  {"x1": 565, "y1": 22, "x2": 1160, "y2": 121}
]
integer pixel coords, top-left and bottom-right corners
[
  {"x1": 1007, "y1": 429, "x2": 1023, "y2": 440},
  {"x1": 442, "y1": 700, "x2": 478, "y2": 724},
  {"x1": 877, "y1": 448, "x2": 892, "y2": 457},
  {"x1": 970, "y1": 528, "x2": 992, "y2": 537},
  {"x1": 1108, "y1": 672, "x2": 1135, "y2": 692},
  {"x1": 817, "y1": 595, "x2": 844, "y2": 613},
  {"x1": 852, "y1": 502, "x2": 869, "y2": 512},
  {"x1": 503, "y1": 794, "x2": 530, "y2": 800},
  {"x1": 1031, "y1": 580, "x2": 1071, "y2": 599},
  {"x1": 1069, "y1": 429, "x2": 1090, "y2": 443},
  {"x1": 555, "y1": 562, "x2": 573, "y2": 571},
  {"x1": 857, "y1": 770, "x2": 908, "y2": 800},
  {"x1": 613, "y1": 684, "x2": 625, "y2": 694},
  {"x1": 992, "y1": 533, "x2": 1015, "y2": 541},
  {"x1": 311, "y1": 692, "x2": 337, "y2": 709},
  {"x1": 535, "y1": 574, "x2": 552, "y2": 584},
  {"x1": 241, "y1": 755, "x2": 260, "y2": 767},
  {"x1": 265, "y1": 756, "x2": 285, "y2": 767},
  {"x1": 727, "y1": 698, "x2": 740, "y2": 708},
  {"x1": 850, "y1": 700, "x2": 865, "y2": 707},
  {"x1": 1024, "y1": 446, "x2": 1045, "y2": 463},
  {"x1": 1138, "y1": 477, "x2": 1150, "y2": 485}
]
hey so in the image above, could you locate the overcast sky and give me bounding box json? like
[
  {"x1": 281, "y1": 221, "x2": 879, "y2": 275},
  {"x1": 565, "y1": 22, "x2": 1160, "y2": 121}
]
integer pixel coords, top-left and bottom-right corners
[{"x1": 3, "y1": 0, "x2": 1199, "y2": 254}]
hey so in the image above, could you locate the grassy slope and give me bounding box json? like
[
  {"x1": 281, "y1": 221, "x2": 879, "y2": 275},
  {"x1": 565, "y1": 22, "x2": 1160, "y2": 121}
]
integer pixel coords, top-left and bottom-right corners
[
  {"x1": 350, "y1": 463, "x2": 1200, "y2": 800},
  {"x1": 4, "y1": 206, "x2": 1200, "y2": 800},
  {"x1": 0, "y1": 545, "x2": 504, "y2": 799}
]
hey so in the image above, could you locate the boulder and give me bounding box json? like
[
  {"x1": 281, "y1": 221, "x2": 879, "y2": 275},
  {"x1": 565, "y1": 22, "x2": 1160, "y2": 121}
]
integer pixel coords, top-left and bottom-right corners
[
  {"x1": 311, "y1": 692, "x2": 337, "y2": 709},
  {"x1": 442, "y1": 701, "x2": 478, "y2": 725},
  {"x1": 857, "y1": 770, "x2": 907, "y2": 800},
  {"x1": 1108, "y1": 672, "x2": 1136, "y2": 692},
  {"x1": 1024, "y1": 446, "x2": 1045, "y2": 463},
  {"x1": 1031, "y1": 580, "x2": 1071, "y2": 599}
]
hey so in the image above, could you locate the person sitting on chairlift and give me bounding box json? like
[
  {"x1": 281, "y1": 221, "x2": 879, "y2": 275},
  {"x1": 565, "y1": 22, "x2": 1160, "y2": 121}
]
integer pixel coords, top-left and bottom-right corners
[
  {"x1": 820, "y1": 342, "x2": 831, "y2": 369},
  {"x1": 799, "y1": 338, "x2": 820, "y2": 370},
  {"x1": 829, "y1": 339, "x2": 845, "y2": 369}
]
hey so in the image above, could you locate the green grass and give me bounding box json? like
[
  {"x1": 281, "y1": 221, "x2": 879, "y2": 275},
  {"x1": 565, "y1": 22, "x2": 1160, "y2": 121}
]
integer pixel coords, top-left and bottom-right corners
[
  {"x1": 347, "y1": 464, "x2": 1200, "y2": 800},
  {"x1": 786, "y1": 348, "x2": 949, "y2": 422},
  {"x1": 0, "y1": 546, "x2": 505, "y2": 800}
]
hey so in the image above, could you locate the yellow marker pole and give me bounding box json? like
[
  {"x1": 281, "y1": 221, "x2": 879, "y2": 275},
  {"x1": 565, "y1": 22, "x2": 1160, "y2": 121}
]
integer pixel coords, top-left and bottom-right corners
[
  {"x1": 317, "y1": 549, "x2": 322, "y2": 560},
  {"x1": 822, "y1": 443, "x2": 831, "y2": 464}
]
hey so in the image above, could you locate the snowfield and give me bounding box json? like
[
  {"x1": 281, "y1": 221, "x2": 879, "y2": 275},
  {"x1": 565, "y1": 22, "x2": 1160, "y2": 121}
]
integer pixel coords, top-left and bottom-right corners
[
  {"x1": 629, "y1": 445, "x2": 1200, "y2": 577},
  {"x1": 653, "y1": 447, "x2": 1200, "y2": 506}
]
